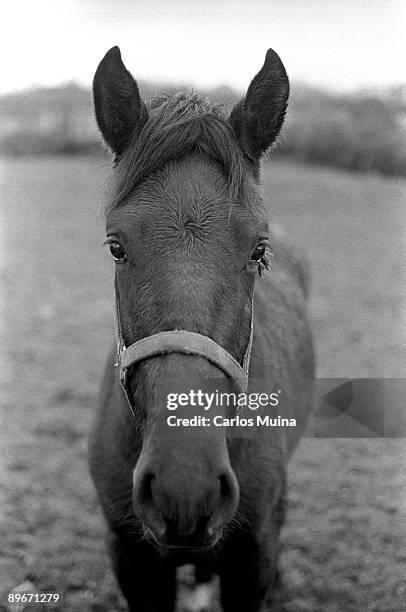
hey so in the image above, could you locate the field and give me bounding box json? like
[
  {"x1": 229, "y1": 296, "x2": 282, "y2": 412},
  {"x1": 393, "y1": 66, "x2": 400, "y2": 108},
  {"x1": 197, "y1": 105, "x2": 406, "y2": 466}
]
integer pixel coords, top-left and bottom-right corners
[{"x1": 0, "y1": 156, "x2": 405, "y2": 612}]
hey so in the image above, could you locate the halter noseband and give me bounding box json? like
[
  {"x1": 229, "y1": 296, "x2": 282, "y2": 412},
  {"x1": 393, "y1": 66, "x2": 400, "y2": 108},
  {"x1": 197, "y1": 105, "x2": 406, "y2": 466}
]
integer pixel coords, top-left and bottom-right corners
[{"x1": 113, "y1": 286, "x2": 254, "y2": 416}]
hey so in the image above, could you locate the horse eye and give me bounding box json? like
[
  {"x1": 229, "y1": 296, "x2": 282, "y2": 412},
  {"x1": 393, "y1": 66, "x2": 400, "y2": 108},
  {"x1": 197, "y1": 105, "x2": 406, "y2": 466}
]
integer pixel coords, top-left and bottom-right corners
[
  {"x1": 251, "y1": 245, "x2": 266, "y2": 262},
  {"x1": 109, "y1": 242, "x2": 126, "y2": 262}
]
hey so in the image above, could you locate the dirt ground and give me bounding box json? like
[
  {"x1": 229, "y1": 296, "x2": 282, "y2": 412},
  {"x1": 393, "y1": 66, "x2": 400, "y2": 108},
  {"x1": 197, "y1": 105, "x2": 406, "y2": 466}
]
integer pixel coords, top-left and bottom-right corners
[{"x1": 0, "y1": 157, "x2": 405, "y2": 611}]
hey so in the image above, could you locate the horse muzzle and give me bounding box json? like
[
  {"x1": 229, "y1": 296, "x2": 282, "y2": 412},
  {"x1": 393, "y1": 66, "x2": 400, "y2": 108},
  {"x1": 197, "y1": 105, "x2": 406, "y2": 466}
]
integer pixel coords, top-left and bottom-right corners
[{"x1": 132, "y1": 435, "x2": 240, "y2": 550}]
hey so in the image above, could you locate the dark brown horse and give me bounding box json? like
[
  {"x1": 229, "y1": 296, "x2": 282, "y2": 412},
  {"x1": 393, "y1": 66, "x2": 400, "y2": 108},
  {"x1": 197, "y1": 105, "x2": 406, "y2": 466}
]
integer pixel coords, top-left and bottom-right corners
[{"x1": 89, "y1": 46, "x2": 314, "y2": 611}]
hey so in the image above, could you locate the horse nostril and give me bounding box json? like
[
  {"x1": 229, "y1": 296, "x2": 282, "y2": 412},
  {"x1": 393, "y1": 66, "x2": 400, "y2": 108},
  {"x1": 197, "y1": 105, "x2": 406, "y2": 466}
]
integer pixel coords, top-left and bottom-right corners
[
  {"x1": 195, "y1": 514, "x2": 210, "y2": 538},
  {"x1": 219, "y1": 471, "x2": 239, "y2": 516},
  {"x1": 140, "y1": 472, "x2": 154, "y2": 504},
  {"x1": 133, "y1": 471, "x2": 154, "y2": 516},
  {"x1": 219, "y1": 473, "x2": 231, "y2": 501}
]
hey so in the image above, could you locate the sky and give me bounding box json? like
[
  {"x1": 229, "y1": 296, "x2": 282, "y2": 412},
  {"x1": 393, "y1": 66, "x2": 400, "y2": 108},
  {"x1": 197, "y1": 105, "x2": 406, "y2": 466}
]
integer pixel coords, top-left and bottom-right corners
[{"x1": 1, "y1": 0, "x2": 405, "y2": 95}]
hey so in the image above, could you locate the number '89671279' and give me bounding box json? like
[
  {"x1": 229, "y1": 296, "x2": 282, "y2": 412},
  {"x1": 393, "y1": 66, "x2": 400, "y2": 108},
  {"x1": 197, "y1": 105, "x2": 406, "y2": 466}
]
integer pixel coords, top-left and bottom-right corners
[{"x1": 7, "y1": 593, "x2": 60, "y2": 603}]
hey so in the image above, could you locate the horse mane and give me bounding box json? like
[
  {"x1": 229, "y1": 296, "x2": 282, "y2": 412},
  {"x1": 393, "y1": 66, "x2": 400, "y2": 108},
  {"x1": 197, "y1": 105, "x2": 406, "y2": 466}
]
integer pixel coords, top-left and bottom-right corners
[{"x1": 106, "y1": 93, "x2": 245, "y2": 215}]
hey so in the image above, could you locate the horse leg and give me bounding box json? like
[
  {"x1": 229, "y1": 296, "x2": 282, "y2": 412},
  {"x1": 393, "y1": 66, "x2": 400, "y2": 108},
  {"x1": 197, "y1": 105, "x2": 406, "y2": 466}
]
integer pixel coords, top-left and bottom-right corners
[
  {"x1": 219, "y1": 534, "x2": 281, "y2": 612},
  {"x1": 219, "y1": 486, "x2": 287, "y2": 612},
  {"x1": 107, "y1": 531, "x2": 177, "y2": 612}
]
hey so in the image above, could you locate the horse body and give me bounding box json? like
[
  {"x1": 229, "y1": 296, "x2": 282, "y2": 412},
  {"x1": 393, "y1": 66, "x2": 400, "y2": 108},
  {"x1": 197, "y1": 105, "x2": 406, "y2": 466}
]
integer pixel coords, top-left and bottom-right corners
[{"x1": 89, "y1": 46, "x2": 314, "y2": 611}]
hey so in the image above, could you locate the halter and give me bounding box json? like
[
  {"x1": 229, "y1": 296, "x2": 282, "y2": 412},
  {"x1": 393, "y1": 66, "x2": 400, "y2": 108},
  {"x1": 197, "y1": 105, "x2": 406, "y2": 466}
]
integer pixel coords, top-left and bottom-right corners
[{"x1": 113, "y1": 282, "x2": 254, "y2": 416}]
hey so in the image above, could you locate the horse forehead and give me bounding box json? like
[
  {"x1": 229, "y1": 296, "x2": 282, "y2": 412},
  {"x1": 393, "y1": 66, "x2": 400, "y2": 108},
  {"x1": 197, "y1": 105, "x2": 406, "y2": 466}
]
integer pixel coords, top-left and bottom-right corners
[
  {"x1": 108, "y1": 156, "x2": 253, "y2": 238},
  {"x1": 138, "y1": 156, "x2": 230, "y2": 210}
]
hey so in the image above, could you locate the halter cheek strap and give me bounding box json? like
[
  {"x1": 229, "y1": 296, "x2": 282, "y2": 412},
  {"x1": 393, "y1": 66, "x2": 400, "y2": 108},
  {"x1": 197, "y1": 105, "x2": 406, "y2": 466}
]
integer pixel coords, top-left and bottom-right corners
[{"x1": 114, "y1": 284, "x2": 254, "y2": 416}]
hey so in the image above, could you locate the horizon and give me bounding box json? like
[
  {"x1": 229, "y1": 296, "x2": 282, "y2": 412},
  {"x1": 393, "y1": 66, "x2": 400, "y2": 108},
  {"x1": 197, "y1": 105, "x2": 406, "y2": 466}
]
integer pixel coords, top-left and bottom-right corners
[
  {"x1": 2, "y1": 0, "x2": 405, "y2": 96},
  {"x1": 1, "y1": 73, "x2": 404, "y2": 101}
]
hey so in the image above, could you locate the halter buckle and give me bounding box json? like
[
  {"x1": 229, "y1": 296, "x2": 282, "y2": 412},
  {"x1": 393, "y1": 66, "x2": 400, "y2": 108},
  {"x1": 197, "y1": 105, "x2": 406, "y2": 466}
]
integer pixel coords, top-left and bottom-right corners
[
  {"x1": 114, "y1": 344, "x2": 126, "y2": 368},
  {"x1": 118, "y1": 346, "x2": 127, "y2": 379},
  {"x1": 120, "y1": 366, "x2": 127, "y2": 387}
]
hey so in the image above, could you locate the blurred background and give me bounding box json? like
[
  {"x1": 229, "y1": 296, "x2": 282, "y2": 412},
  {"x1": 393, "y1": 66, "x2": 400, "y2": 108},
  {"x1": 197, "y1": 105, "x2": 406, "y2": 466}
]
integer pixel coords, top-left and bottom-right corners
[
  {"x1": 1, "y1": 0, "x2": 405, "y2": 175},
  {"x1": 0, "y1": 2, "x2": 405, "y2": 611}
]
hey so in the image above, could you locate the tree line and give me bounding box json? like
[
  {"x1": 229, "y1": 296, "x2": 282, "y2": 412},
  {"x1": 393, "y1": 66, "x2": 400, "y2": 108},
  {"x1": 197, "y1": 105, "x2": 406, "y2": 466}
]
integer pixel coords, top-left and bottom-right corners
[{"x1": 1, "y1": 80, "x2": 405, "y2": 176}]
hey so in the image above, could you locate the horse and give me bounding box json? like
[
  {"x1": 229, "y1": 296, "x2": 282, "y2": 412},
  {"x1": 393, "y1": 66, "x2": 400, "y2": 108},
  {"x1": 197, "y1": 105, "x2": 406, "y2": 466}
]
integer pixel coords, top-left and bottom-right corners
[{"x1": 89, "y1": 46, "x2": 314, "y2": 612}]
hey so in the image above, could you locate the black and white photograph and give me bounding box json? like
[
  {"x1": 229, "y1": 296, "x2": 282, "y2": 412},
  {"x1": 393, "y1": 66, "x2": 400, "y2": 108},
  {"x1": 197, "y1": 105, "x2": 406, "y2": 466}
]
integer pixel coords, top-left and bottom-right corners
[{"x1": 0, "y1": 1, "x2": 405, "y2": 611}]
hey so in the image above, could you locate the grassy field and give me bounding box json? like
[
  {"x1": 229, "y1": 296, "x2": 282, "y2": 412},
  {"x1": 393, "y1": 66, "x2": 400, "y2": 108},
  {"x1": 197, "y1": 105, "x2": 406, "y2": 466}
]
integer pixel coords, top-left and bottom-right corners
[{"x1": 0, "y1": 156, "x2": 405, "y2": 611}]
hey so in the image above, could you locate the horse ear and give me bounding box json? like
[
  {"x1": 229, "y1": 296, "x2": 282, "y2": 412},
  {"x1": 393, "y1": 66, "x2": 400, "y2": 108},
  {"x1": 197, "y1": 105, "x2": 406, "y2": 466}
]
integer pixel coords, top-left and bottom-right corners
[
  {"x1": 230, "y1": 49, "x2": 289, "y2": 166},
  {"x1": 93, "y1": 46, "x2": 148, "y2": 156}
]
